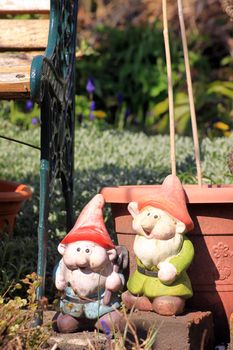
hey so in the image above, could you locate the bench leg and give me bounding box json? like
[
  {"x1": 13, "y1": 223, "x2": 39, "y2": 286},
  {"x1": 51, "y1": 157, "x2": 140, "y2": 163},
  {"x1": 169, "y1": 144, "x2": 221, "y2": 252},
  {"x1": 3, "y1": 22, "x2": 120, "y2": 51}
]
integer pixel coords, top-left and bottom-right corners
[
  {"x1": 61, "y1": 172, "x2": 74, "y2": 232},
  {"x1": 35, "y1": 159, "x2": 50, "y2": 326}
]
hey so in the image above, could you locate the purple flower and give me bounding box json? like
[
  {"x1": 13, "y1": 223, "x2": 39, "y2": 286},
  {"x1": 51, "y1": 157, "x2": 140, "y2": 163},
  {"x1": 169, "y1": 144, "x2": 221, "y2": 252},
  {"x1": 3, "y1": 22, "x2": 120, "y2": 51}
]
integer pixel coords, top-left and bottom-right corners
[
  {"x1": 90, "y1": 100, "x2": 96, "y2": 111},
  {"x1": 89, "y1": 112, "x2": 95, "y2": 120},
  {"x1": 117, "y1": 92, "x2": 124, "y2": 106},
  {"x1": 25, "y1": 100, "x2": 33, "y2": 112},
  {"x1": 100, "y1": 319, "x2": 112, "y2": 339},
  {"x1": 86, "y1": 78, "x2": 95, "y2": 94},
  {"x1": 31, "y1": 117, "x2": 39, "y2": 125}
]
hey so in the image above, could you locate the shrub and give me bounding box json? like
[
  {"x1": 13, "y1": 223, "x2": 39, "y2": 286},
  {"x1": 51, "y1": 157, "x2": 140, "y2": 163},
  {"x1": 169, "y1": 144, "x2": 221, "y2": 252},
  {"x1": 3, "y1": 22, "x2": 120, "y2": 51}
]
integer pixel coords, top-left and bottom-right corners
[
  {"x1": 0, "y1": 101, "x2": 40, "y2": 130},
  {"x1": 0, "y1": 273, "x2": 51, "y2": 350},
  {"x1": 76, "y1": 24, "x2": 233, "y2": 135}
]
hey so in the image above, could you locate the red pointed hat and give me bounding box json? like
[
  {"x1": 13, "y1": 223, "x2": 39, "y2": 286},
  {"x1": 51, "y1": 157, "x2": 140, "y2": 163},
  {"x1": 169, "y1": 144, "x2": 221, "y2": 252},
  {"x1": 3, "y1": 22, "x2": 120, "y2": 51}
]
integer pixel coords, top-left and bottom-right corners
[
  {"x1": 60, "y1": 194, "x2": 115, "y2": 249},
  {"x1": 138, "y1": 175, "x2": 194, "y2": 232}
]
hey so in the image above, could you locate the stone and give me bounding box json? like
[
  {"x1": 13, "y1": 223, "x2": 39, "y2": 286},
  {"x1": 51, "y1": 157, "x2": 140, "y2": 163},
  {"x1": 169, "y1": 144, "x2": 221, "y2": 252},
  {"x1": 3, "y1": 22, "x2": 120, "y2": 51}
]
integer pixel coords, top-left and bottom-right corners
[
  {"x1": 118, "y1": 310, "x2": 214, "y2": 350},
  {"x1": 47, "y1": 332, "x2": 109, "y2": 350},
  {"x1": 44, "y1": 311, "x2": 109, "y2": 349}
]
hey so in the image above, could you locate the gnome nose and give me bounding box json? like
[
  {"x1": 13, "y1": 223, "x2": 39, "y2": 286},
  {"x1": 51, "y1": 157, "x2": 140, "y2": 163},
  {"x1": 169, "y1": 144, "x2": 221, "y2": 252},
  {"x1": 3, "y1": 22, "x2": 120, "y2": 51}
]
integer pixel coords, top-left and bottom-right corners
[
  {"x1": 141, "y1": 214, "x2": 160, "y2": 232},
  {"x1": 76, "y1": 251, "x2": 89, "y2": 267},
  {"x1": 78, "y1": 258, "x2": 89, "y2": 268}
]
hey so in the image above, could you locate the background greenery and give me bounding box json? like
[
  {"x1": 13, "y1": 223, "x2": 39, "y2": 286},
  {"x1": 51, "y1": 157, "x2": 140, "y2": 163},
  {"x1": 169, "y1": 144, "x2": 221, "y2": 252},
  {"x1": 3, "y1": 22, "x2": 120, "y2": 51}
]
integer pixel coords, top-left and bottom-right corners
[{"x1": 76, "y1": 24, "x2": 233, "y2": 136}]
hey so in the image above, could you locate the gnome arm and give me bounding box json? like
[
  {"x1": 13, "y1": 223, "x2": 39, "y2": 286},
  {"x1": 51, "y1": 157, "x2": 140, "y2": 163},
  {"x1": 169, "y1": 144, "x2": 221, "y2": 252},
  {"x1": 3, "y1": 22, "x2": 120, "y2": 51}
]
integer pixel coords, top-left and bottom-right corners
[
  {"x1": 158, "y1": 237, "x2": 194, "y2": 285},
  {"x1": 167, "y1": 236, "x2": 194, "y2": 275},
  {"x1": 55, "y1": 259, "x2": 67, "y2": 291},
  {"x1": 105, "y1": 267, "x2": 124, "y2": 292}
]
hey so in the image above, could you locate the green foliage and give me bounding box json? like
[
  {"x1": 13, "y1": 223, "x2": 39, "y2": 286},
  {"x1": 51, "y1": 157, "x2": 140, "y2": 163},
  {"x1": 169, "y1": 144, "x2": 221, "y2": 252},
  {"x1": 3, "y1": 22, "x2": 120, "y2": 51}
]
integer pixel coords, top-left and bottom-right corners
[
  {"x1": 0, "y1": 233, "x2": 59, "y2": 300},
  {"x1": 76, "y1": 95, "x2": 91, "y2": 120},
  {"x1": 0, "y1": 101, "x2": 40, "y2": 130},
  {"x1": 76, "y1": 24, "x2": 233, "y2": 135},
  {"x1": 77, "y1": 23, "x2": 171, "y2": 129},
  {"x1": 75, "y1": 94, "x2": 108, "y2": 130},
  {"x1": 0, "y1": 273, "x2": 51, "y2": 350},
  {"x1": 148, "y1": 79, "x2": 233, "y2": 137}
]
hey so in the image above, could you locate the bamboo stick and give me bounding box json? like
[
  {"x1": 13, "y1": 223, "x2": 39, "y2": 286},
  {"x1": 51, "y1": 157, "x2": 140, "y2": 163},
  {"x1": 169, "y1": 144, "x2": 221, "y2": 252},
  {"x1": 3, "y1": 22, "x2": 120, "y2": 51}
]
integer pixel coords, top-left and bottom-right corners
[
  {"x1": 177, "y1": 0, "x2": 202, "y2": 186},
  {"x1": 162, "y1": 0, "x2": 176, "y2": 176}
]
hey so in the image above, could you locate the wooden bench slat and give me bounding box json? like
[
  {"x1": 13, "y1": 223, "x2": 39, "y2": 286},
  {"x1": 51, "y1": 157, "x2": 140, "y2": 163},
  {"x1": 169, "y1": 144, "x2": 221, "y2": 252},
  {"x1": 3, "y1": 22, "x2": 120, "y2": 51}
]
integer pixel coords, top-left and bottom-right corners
[
  {"x1": 0, "y1": 20, "x2": 49, "y2": 50},
  {"x1": 0, "y1": 51, "x2": 41, "y2": 66},
  {"x1": 0, "y1": 0, "x2": 50, "y2": 14},
  {"x1": 0, "y1": 73, "x2": 30, "y2": 99},
  {"x1": 0, "y1": 51, "x2": 44, "y2": 99}
]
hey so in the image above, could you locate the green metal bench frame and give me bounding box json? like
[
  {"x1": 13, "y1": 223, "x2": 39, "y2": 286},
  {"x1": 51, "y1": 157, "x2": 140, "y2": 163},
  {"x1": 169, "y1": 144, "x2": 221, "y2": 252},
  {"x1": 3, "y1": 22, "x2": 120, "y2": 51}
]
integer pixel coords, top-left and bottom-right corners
[{"x1": 30, "y1": 0, "x2": 78, "y2": 319}]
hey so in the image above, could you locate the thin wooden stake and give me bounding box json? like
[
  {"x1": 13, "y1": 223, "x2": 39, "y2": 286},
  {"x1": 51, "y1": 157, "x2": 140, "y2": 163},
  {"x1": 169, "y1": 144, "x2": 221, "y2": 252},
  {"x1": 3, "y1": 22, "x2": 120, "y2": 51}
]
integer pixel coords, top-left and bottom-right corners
[
  {"x1": 177, "y1": 0, "x2": 202, "y2": 186},
  {"x1": 162, "y1": 0, "x2": 176, "y2": 176}
]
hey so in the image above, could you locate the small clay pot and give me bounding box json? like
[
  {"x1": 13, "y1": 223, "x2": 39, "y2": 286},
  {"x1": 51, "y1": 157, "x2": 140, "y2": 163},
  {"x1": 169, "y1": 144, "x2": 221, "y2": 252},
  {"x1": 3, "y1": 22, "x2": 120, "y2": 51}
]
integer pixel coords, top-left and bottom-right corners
[{"x1": 0, "y1": 180, "x2": 32, "y2": 235}]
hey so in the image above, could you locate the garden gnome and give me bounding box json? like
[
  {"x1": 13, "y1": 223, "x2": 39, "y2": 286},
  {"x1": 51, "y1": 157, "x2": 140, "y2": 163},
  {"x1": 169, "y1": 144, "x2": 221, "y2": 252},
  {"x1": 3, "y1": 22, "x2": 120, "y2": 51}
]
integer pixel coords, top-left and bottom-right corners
[
  {"x1": 53, "y1": 194, "x2": 126, "y2": 333},
  {"x1": 122, "y1": 175, "x2": 194, "y2": 316}
]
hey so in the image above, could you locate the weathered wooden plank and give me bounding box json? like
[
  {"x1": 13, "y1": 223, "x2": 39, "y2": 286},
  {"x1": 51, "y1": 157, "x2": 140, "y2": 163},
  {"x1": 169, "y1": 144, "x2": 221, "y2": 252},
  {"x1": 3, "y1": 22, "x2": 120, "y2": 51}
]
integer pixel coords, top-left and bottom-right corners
[
  {"x1": 0, "y1": 66, "x2": 30, "y2": 82},
  {"x1": 0, "y1": 70, "x2": 30, "y2": 99},
  {"x1": 0, "y1": 51, "x2": 44, "y2": 66},
  {"x1": 0, "y1": 51, "x2": 45, "y2": 99},
  {"x1": 0, "y1": 0, "x2": 50, "y2": 14},
  {"x1": 0, "y1": 20, "x2": 49, "y2": 50}
]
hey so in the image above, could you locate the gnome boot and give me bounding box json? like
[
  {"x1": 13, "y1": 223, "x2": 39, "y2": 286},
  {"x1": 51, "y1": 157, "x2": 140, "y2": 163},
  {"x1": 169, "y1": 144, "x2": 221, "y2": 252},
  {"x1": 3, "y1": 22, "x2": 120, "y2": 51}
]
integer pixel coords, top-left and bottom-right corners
[
  {"x1": 52, "y1": 312, "x2": 96, "y2": 333},
  {"x1": 122, "y1": 291, "x2": 153, "y2": 311},
  {"x1": 152, "y1": 296, "x2": 185, "y2": 316},
  {"x1": 52, "y1": 312, "x2": 81, "y2": 333},
  {"x1": 95, "y1": 310, "x2": 124, "y2": 333}
]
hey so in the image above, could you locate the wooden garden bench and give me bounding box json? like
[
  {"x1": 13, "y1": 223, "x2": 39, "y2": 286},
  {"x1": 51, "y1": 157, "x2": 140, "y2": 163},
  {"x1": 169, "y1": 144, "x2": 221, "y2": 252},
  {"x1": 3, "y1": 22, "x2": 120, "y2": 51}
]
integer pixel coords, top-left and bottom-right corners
[
  {"x1": 0, "y1": 0, "x2": 78, "y2": 322},
  {"x1": 0, "y1": 0, "x2": 50, "y2": 99}
]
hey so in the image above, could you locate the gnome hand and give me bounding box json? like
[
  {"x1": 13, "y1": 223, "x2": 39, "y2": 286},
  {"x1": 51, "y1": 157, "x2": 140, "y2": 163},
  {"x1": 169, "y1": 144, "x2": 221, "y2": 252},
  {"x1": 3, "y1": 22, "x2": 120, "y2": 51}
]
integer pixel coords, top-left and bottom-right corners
[
  {"x1": 55, "y1": 276, "x2": 67, "y2": 291},
  {"x1": 158, "y1": 261, "x2": 177, "y2": 284},
  {"x1": 105, "y1": 271, "x2": 123, "y2": 292},
  {"x1": 115, "y1": 245, "x2": 129, "y2": 270}
]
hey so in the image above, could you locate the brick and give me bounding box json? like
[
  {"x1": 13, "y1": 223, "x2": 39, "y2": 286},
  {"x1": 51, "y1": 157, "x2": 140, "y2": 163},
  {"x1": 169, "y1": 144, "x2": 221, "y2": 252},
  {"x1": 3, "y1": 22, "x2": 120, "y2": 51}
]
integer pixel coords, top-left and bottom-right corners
[{"x1": 118, "y1": 310, "x2": 214, "y2": 350}]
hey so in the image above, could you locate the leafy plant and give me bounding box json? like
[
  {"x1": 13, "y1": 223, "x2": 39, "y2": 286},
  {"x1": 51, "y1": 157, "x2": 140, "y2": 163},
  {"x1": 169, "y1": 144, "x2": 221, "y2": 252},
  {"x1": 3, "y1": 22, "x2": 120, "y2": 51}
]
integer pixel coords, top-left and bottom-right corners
[
  {"x1": 0, "y1": 273, "x2": 51, "y2": 350},
  {"x1": 76, "y1": 23, "x2": 233, "y2": 135},
  {"x1": 146, "y1": 79, "x2": 233, "y2": 137},
  {"x1": 0, "y1": 100, "x2": 40, "y2": 130}
]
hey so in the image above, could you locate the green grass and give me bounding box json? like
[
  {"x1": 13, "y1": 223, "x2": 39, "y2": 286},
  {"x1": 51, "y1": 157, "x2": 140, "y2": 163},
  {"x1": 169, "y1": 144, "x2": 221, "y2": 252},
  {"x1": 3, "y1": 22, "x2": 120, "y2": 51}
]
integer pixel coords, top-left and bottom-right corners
[{"x1": 0, "y1": 120, "x2": 233, "y2": 296}]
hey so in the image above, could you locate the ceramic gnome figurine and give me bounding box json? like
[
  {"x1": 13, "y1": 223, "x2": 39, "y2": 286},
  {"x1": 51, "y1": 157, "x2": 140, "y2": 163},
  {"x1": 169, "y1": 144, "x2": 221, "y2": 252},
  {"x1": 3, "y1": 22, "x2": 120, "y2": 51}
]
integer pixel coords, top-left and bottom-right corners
[
  {"x1": 122, "y1": 175, "x2": 194, "y2": 316},
  {"x1": 53, "y1": 194, "x2": 126, "y2": 333}
]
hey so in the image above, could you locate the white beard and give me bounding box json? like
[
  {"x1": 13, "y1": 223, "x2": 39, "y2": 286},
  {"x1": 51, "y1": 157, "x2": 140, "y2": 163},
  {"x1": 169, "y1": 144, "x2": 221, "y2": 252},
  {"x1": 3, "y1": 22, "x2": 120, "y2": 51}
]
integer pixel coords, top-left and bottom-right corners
[
  {"x1": 134, "y1": 234, "x2": 183, "y2": 268},
  {"x1": 61, "y1": 261, "x2": 113, "y2": 297}
]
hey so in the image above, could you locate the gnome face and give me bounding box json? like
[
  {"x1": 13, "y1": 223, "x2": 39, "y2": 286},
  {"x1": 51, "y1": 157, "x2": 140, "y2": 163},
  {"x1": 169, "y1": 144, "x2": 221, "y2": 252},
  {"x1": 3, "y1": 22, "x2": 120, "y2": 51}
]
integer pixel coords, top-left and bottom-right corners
[
  {"x1": 128, "y1": 203, "x2": 186, "y2": 240},
  {"x1": 58, "y1": 240, "x2": 117, "y2": 272}
]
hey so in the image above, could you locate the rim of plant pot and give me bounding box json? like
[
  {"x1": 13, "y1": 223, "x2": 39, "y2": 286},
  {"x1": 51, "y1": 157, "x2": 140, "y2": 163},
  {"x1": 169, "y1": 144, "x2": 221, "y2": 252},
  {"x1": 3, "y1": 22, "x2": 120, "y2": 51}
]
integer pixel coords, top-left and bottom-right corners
[
  {"x1": 0, "y1": 180, "x2": 32, "y2": 202},
  {"x1": 101, "y1": 184, "x2": 233, "y2": 204}
]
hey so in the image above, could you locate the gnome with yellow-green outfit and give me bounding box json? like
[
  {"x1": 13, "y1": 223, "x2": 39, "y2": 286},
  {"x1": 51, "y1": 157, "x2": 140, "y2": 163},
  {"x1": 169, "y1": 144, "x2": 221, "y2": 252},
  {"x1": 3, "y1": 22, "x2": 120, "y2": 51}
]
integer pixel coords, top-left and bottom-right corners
[{"x1": 122, "y1": 174, "x2": 194, "y2": 316}]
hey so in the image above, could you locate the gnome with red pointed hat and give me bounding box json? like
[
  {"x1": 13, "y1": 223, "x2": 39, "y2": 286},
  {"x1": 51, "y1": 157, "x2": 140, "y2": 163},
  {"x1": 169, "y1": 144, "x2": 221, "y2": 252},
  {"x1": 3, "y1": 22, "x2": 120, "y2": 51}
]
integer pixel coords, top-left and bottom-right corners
[
  {"x1": 122, "y1": 175, "x2": 194, "y2": 316},
  {"x1": 53, "y1": 194, "x2": 127, "y2": 333}
]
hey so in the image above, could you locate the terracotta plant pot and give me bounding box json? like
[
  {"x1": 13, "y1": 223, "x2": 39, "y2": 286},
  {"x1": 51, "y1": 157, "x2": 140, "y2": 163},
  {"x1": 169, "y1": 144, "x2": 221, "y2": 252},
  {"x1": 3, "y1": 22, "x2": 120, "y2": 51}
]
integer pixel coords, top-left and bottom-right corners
[
  {"x1": 101, "y1": 184, "x2": 233, "y2": 344},
  {"x1": 0, "y1": 180, "x2": 32, "y2": 235}
]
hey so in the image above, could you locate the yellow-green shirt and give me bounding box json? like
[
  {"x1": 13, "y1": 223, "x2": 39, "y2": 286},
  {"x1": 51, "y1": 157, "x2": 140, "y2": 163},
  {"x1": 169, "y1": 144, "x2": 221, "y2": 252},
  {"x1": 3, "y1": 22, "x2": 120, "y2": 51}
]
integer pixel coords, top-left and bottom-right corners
[{"x1": 127, "y1": 236, "x2": 194, "y2": 299}]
